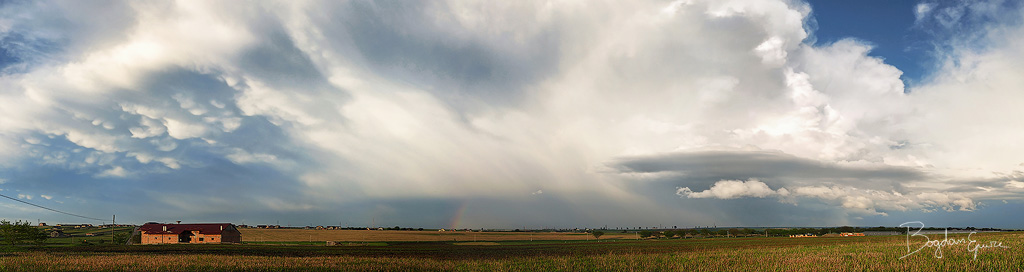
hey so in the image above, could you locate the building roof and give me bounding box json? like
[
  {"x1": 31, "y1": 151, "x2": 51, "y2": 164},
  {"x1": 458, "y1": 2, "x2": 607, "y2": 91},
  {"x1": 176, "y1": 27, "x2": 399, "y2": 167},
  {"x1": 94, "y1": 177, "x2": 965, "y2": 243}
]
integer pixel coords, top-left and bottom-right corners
[{"x1": 139, "y1": 223, "x2": 235, "y2": 235}]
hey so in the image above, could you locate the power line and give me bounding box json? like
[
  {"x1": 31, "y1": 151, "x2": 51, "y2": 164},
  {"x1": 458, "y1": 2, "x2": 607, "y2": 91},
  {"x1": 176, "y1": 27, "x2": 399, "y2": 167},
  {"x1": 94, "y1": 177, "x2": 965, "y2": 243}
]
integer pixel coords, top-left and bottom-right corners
[{"x1": 0, "y1": 192, "x2": 105, "y2": 221}]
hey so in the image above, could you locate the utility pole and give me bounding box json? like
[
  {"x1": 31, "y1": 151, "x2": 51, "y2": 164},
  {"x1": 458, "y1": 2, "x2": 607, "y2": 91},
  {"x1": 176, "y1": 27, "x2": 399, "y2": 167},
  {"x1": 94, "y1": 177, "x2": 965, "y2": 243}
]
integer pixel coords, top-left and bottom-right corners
[{"x1": 111, "y1": 215, "x2": 116, "y2": 244}]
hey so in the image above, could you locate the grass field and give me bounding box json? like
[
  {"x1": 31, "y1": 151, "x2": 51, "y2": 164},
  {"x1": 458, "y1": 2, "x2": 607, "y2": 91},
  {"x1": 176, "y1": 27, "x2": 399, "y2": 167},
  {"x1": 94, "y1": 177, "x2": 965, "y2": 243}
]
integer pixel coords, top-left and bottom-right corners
[
  {"x1": 1, "y1": 230, "x2": 1021, "y2": 271},
  {"x1": 39, "y1": 227, "x2": 135, "y2": 245},
  {"x1": 239, "y1": 229, "x2": 636, "y2": 243}
]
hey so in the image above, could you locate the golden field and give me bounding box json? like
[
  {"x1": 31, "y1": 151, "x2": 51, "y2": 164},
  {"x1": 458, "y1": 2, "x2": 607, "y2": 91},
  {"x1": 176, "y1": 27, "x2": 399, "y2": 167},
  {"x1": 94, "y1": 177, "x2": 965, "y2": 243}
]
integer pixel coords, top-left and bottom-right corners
[{"x1": 239, "y1": 228, "x2": 636, "y2": 242}]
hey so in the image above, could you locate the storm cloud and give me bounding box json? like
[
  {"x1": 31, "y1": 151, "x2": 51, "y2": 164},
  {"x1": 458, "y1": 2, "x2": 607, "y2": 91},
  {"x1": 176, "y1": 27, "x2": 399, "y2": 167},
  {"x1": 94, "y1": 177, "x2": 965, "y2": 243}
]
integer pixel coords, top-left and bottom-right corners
[
  {"x1": 0, "y1": 0, "x2": 1022, "y2": 228},
  {"x1": 614, "y1": 149, "x2": 927, "y2": 188}
]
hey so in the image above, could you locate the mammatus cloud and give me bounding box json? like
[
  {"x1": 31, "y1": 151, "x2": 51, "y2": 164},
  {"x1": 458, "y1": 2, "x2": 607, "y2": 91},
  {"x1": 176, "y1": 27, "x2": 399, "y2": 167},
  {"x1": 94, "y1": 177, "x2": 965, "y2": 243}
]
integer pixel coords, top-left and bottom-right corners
[{"x1": 0, "y1": 0, "x2": 1021, "y2": 227}]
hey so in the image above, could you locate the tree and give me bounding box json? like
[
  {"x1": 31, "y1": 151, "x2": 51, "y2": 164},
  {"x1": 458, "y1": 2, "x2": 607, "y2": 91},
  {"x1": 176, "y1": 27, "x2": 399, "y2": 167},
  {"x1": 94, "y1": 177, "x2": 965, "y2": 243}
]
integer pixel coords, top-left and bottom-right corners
[
  {"x1": 663, "y1": 230, "x2": 677, "y2": 238},
  {"x1": 591, "y1": 231, "x2": 605, "y2": 240},
  {"x1": 639, "y1": 230, "x2": 653, "y2": 238},
  {"x1": 727, "y1": 228, "x2": 741, "y2": 237},
  {"x1": 131, "y1": 231, "x2": 142, "y2": 244},
  {"x1": 113, "y1": 232, "x2": 131, "y2": 245},
  {"x1": 0, "y1": 220, "x2": 48, "y2": 245}
]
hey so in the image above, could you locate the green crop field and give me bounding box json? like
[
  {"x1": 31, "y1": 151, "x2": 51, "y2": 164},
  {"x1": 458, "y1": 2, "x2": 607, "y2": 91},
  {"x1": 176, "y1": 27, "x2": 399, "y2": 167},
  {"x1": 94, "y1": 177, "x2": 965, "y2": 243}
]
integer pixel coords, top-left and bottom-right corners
[
  {"x1": 0, "y1": 231, "x2": 1021, "y2": 271},
  {"x1": 36, "y1": 226, "x2": 136, "y2": 245}
]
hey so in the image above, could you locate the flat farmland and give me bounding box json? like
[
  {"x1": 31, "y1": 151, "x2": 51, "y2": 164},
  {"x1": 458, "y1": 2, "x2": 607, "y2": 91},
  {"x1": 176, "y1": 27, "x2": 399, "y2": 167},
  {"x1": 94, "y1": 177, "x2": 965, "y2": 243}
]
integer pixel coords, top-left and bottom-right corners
[
  {"x1": 239, "y1": 229, "x2": 636, "y2": 242},
  {"x1": 2, "y1": 231, "x2": 1021, "y2": 271}
]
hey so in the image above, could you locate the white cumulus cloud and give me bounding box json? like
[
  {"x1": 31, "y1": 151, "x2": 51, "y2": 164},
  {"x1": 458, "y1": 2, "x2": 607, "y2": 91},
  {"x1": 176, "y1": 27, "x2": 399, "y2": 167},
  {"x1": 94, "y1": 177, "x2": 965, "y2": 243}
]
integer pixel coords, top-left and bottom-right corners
[{"x1": 677, "y1": 179, "x2": 783, "y2": 199}]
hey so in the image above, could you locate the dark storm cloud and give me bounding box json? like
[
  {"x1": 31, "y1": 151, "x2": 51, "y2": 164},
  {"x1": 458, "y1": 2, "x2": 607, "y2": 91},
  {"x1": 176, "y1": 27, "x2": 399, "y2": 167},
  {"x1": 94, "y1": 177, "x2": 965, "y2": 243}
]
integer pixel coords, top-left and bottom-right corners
[{"x1": 613, "y1": 149, "x2": 928, "y2": 190}]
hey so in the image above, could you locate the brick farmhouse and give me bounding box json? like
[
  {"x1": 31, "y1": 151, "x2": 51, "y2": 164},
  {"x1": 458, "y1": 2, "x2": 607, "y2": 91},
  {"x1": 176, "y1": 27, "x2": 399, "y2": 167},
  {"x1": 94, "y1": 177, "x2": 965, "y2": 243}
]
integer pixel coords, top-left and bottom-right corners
[{"x1": 139, "y1": 223, "x2": 241, "y2": 244}]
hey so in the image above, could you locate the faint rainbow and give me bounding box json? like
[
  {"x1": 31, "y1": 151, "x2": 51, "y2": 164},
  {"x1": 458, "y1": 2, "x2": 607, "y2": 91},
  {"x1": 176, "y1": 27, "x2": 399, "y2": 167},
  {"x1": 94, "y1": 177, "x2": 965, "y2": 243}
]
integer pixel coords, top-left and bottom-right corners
[{"x1": 448, "y1": 201, "x2": 469, "y2": 229}]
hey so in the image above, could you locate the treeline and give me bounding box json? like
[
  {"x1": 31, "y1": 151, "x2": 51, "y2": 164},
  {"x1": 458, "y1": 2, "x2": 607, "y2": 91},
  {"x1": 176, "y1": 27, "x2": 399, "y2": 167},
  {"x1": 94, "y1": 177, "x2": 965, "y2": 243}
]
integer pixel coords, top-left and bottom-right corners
[
  {"x1": 0, "y1": 220, "x2": 48, "y2": 245},
  {"x1": 766, "y1": 226, "x2": 903, "y2": 237},
  {"x1": 634, "y1": 228, "x2": 762, "y2": 238},
  {"x1": 622, "y1": 226, "x2": 922, "y2": 238},
  {"x1": 767, "y1": 226, "x2": 1003, "y2": 236}
]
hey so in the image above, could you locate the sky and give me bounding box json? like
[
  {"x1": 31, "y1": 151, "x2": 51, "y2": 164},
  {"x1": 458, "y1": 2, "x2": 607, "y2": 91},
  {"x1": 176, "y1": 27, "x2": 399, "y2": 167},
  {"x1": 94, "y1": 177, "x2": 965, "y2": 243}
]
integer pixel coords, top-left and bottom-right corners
[
  {"x1": 1, "y1": 0, "x2": 1023, "y2": 229},
  {"x1": 806, "y1": 0, "x2": 929, "y2": 85}
]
